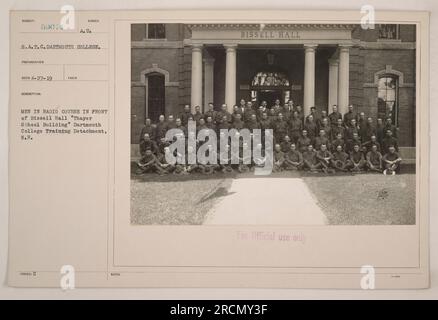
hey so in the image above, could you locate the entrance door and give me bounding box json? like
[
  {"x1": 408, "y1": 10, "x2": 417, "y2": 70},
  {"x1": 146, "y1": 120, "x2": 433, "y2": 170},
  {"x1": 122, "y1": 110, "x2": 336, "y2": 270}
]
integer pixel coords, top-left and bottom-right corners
[
  {"x1": 147, "y1": 73, "x2": 165, "y2": 122},
  {"x1": 257, "y1": 90, "x2": 283, "y2": 107}
]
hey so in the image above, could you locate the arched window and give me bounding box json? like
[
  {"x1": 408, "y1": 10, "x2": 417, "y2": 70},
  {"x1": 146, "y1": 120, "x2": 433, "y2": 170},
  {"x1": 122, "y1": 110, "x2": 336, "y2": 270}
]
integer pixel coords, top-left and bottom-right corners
[
  {"x1": 377, "y1": 75, "x2": 399, "y2": 125},
  {"x1": 146, "y1": 73, "x2": 165, "y2": 122}
]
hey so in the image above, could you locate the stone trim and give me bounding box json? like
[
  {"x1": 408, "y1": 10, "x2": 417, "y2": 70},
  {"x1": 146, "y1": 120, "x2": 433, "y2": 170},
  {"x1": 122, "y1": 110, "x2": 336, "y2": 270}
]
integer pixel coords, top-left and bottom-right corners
[
  {"x1": 131, "y1": 40, "x2": 183, "y2": 49},
  {"x1": 139, "y1": 63, "x2": 179, "y2": 87},
  {"x1": 363, "y1": 65, "x2": 415, "y2": 88}
]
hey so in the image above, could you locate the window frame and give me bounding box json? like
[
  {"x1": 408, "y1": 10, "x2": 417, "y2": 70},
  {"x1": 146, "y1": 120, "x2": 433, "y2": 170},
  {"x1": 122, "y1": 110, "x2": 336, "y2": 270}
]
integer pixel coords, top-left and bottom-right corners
[
  {"x1": 377, "y1": 74, "x2": 399, "y2": 126},
  {"x1": 377, "y1": 24, "x2": 400, "y2": 40},
  {"x1": 145, "y1": 24, "x2": 166, "y2": 40}
]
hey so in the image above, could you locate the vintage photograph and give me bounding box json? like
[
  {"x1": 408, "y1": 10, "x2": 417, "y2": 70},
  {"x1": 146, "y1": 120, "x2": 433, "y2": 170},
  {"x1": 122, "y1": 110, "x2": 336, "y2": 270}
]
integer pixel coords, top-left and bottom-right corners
[{"x1": 130, "y1": 23, "x2": 416, "y2": 226}]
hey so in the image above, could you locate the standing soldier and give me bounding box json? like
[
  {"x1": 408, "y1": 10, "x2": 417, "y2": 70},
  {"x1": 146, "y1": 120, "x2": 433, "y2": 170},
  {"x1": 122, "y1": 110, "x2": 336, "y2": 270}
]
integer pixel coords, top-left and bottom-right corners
[
  {"x1": 318, "y1": 117, "x2": 332, "y2": 141},
  {"x1": 232, "y1": 113, "x2": 245, "y2": 131},
  {"x1": 357, "y1": 112, "x2": 367, "y2": 139},
  {"x1": 331, "y1": 132, "x2": 345, "y2": 153},
  {"x1": 295, "y1": 105, "x2": 305, "y2": 124},
  {"x1": 179, "y1": 104, "x2": 193, "y2": 126},
  {"x1": 297, "y1": 129, "x2": 312, "y2": 154},
  {"x1": 193, "y1": 105, "x2": 204, "y2": 124},
  {"x1": 155, "y1": 114, "x2": 168, "y2": 142},
  {"x1": 346, "y1": 132, "x2": 362, "y2": 154},
  {"x1": 139, "y1": 133, "x2": 158, "y2": 157},
  {"x1": 376, "y1": 118, "x2": 385, "y2": 145},
  {"x1": 345, "y1": 118, "x2": 359, "y2": 141},
  {"x1": 328, "y1": 105, "x2": 342, "y2": 128},
  {"x1": 381, "y1": 129, "x2": 399, "y2": 154},
  {"x1": 304, "y1": 114, "x2": 318, "y2": 141},
  {"x1": 332, "y1": 118, "x2": 346, "y2": 140},
  {"x1": 280, "y1": 135, "x2": 292, "y2": 153},
  {"x1": 314, "y1": 129, "x2": 330, "y2": 151},
  {"x1": 204, "y1": 102, "x2": 216, "y2": 122},
  {"x1": 273, "y1": 113, "x2": 289, "y2": 143},
  {"x1": 343, "y1": 105, "x2": 357, "y2": 128},
  {"x1": 384, "y1": 117, "x2": 398, "y2": 138},
  {"x1": 362, "y1": 134, "x2": 381, "y2": 153},
  {"x1": 289, "y1": 111, "x2": 303, "y2": 144},
  {"x1": 246, "y1": 113, "x2": 260, "y2": 133},
  {"x1": 139, "y1": 118, "x2": 156, "y2": 143}
]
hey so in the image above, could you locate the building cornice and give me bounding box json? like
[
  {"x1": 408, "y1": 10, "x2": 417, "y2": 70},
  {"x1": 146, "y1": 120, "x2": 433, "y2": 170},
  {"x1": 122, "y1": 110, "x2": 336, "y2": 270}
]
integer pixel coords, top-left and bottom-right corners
[{"x1": 187, "y1": 24, "x2": 356, "y2": 30}]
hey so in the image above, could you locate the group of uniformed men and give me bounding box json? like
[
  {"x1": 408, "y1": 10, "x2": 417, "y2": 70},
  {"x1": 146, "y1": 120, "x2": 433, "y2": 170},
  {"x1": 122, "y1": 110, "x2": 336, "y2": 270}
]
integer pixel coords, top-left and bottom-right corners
[{"x1": 136, "y1": 98, "x2": 402, "y2": 175}]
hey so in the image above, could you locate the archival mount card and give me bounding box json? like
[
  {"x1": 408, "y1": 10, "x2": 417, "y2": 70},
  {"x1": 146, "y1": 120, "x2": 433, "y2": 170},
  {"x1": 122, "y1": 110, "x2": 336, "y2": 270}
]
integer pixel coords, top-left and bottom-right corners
[{"x1": 8, "y1": 9, "x2": 429, "y2": 288}]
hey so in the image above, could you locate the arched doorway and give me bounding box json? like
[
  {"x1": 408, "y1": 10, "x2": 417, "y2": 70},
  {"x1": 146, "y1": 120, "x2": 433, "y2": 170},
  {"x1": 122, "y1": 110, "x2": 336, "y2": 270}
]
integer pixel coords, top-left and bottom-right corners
[{"x1": 250, "y1": 71, "x2": 291, "y2": 107}]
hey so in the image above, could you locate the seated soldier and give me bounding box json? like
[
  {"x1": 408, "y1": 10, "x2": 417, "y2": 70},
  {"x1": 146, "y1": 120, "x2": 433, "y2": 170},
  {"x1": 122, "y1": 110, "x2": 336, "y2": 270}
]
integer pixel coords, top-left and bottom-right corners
[
  {"x1": 139, "y1": 133, "x2": 157, "y2": 157},
  {"x1": 238, "y1": 141, "x2": 252, "y2": 173},
  {"x1": 382, "y1": 145, "x2": 402, "y2": 175},
  {"x1": 331, "y1": 132, "x2": 345, "y2": 153},
  {"x1": 219, "y1": 144, "x2": 234, "y2": 173},
  {"x1": 284, "y1": 143, "x2": 304, "y2": 170},
  {"x1": 316, "y1": 144, "x2": 334, "y2": 173},
  {"x1": 303, "y1": 144, "x2": 322, "y2": 172},
  {"x1": 172, "y1": 148, "x2": 187, "y2": 175},
  {"x1": 273, "y1": 143, "x2": 285, "y2": 172},
  {"x1": 186, "y1": 145, "x2": 205, "y2": 174},
  {"x1": 331, "y1": 145, "x2": 349, "y2": 172},
  {"x1": 366, "y1": 144, "x2": 383, "y2": 173},
  {"x1": 297, "y1": 129, "x2": 312, "y2": 154},
  {"x1": 347, "y1": 144, "x2": 366, "y2": 173},
  {"x1": 199, "y1": 144, "x2": 219, "y2": 174},
  {"x1": 156, "y1": 146, "x2": 177, "y2": 174},
  {"x1": 253, "y1": 143, "x2": 267, "y2": 169},
  {"x1": 137, "y1": 149, "x2": 166, "y2": 175},
  {"x1": 280, "y1": 135, "x2": 292, "y2": 153}
]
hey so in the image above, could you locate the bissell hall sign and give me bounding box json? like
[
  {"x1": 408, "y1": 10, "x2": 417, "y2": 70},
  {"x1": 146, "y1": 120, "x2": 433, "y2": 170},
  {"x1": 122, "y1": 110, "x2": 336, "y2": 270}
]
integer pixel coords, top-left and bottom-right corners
[{"x1": 240, "y1": 30, "x2": 300, "y2": 39}]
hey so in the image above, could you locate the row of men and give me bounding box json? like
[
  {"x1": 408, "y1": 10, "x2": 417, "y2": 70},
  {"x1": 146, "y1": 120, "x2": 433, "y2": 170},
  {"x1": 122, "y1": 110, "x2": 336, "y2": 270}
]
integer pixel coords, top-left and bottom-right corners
[
  {"x1": 136, "y1": 142, "x2": 402, "y2": 176},
  {"x1": 139, "y1": 100, "x2": 398, "y2": 148},
  {"x1": 139, "y1": 126, "x2": 398, "y2": 158}
]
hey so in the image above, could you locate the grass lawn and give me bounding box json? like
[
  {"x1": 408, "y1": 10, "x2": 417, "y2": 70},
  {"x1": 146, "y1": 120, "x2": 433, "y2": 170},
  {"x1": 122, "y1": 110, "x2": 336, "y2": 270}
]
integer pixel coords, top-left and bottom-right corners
[
  {"x1": 130, "y1": 170, "x2": 415, "y2": 225},
  {"x1": 131, "y1": 173, "x2": 233, "y2": 225},
  {"x1": 302, "y1": 173, "x2": 416, "y2": 225}
]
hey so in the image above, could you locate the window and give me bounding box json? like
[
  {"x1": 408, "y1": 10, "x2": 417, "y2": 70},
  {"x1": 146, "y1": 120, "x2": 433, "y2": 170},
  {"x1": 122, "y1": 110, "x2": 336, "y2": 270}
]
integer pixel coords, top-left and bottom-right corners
[
  {"x1": 147, "y1": 24, "x2": 166, "y2": 39},
  {"x1": 147, "y1": 73, "x2": 165, "y2": 122},
  {"x1": 378, "y1": 24, "x2": 400, "y2": 40},
  {"x1": 377, "y1": 75, "x2": 399, "y2": 126}
]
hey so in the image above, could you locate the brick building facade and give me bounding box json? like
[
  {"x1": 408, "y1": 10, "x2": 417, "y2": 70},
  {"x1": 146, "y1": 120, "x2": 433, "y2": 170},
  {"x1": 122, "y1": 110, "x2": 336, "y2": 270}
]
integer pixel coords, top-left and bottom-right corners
[{"x1": 131, "y1": 23, "x2": 416, "y2": 147}]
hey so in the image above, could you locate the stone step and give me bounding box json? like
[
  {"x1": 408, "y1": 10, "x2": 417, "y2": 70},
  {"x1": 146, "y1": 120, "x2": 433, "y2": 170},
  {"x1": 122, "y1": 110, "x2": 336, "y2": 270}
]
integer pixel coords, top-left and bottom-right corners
[{"x1": 399, "y1": 147, "x2": 416, "y2": 160}]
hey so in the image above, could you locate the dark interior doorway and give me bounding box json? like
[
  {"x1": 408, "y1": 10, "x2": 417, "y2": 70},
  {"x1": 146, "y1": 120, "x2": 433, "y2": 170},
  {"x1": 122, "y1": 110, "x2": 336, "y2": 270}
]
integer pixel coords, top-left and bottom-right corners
[
  {"x1": 257, "y1": 90, "x2": 283, "y2": 107},
  {"x1": 147, "y1": 73, "x2": 165, "y2": 122}
]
